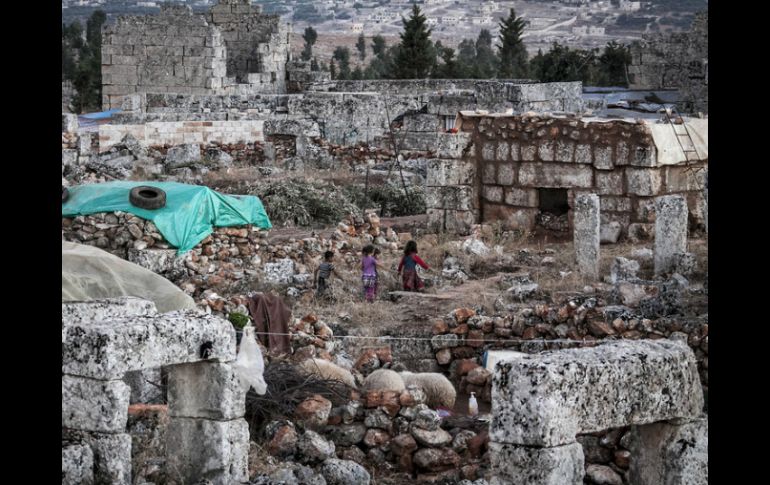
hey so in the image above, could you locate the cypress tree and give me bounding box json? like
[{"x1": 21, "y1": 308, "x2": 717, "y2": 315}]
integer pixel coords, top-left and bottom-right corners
[
  {"x1": 498, "y1": 8, "x2": 529, "y2": 79},
  {"x1": 392, "y1": 5, "x2": 434, "y2": 79}
]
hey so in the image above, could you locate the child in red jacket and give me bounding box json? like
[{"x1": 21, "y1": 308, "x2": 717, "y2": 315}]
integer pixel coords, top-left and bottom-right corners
[{"x1": 397, "y1": 240, "x2": 430, "y2": 291}]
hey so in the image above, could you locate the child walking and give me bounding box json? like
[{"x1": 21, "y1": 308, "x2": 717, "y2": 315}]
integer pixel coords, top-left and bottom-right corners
[
  {"x1": 397, "y1": 240, "x2": 430, "y2": 291},
  {"x1": 314, "y1": 250, "x2": 340, "y2": 298},
  {"x1": 361, "y1": 245, "x2": 385, "y2": 302}
]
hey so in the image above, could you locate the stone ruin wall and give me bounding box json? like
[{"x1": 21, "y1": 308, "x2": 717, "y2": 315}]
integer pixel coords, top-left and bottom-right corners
[
  {"x1": 628, "y1": 11, "x2": 708, "y2": 114},
  {"x1": 101, "y1": 1, "x2": 290, "y2": 110},
  {"x1": 101, "y1": 5, "x2": 228, "y2": 110},
  {"x1": 426, "y1": 114, "x2": 708, "y2": 238},
  {"x1": 206, "y1": 0, "x2": 290, "y2": 92}
]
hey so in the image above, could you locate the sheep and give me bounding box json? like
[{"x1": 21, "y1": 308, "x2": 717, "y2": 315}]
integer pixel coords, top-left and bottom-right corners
[
  {"x1": 362, "y1": 369, "x2": 406, "y2": 393},
  {"x1": 298, "y1": 358, "x2": 357, "y2": 388},
  {"x1": 400, "y1": 371, "x2": 457, "y2": 409}
]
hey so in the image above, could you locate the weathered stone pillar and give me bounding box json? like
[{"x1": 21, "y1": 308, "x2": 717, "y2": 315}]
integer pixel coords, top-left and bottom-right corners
[
  {"x1": 489, "y1": 442, "x2": 585, "y2": 485},
  {"x1": 166, "y1": 362, "x2": 249, "y2": 485},
  {"x1": 654, "y1": 195, "x2": 688, "y2": 276},
  {"x1": 574, "y1": 193, "x2": 600, "y2": 279},
  {"x1": 62, "y1": 113, "x2": 78, "y2": 133},
  {"x1": 627, "y1": 418, "x2": 708, "y2": 485}
]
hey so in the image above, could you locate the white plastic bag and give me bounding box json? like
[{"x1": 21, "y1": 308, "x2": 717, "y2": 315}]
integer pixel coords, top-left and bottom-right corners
[{"x1": 233, "y1": 324, "x2": 267, "y2": 395}]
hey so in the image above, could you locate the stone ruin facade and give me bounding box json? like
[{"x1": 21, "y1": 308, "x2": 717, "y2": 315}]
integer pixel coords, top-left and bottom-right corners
[
  {"x1": 628, "y1": 11, "x2": 708, "y2": 114},
  {"x1": 489, "y1": 339, "x2": 707, "y2": 484},
  {"x1": 62, "y1": 297, "x2": 247, "y2": 485},
  {"x1": 101, "y1": 0, "x2": 291, "y2": 109},
  {"x1": 426, "y1": 112, "x2": 708, "y2": 239}
]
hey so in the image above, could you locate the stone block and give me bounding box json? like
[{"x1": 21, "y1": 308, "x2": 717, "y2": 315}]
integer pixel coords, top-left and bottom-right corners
[
  {"x1": 483, "y1": 186, "x2": 504, "y2": 203},
  {"x1": 481, "y1": 142, "x2": 496, "y2": 162},
  {"x1": 63, "y1": 113, "x2": 79, "y2": 133},
  {"x1": 425, "y1": 186, "x2": 476, "y2": 211},
  {"x1": 573, "y1": 193, "x2": 600, "y2": 279},
  {"x1": 600, "y1": 196, "x2": 631, "y2": 213},
  {"x1": 595, "y1": 171, "x2": 624, "y2": 195},
  {"x1": 63, "y1": 431, "x2": 132, "y2": 485},
  {"x1": 435, "y1": 133, "x2": 472, "y2": 158},
  {"x1": 62, "y1": 444, "x2": 94, "y2": 485},
  {"x1": 496, "y1": 142, "x2": 510, "y2": 161},
  {"x1": 62, "y1": 149, "x2": 78, "y2": 167},
  {"x1": 594, "y1": 145, "x2": 614, "y2": 170},
  {"x1": 519, "y1": 163, "x2": 593, "y2": 188},
  {"x1": 654, "y1": 195, "x2": 688, "y2": 276},
  {"x1": 631, "y1": 145, "x2": 657, "y2": 167},
  {"x1": 575, "y1": 144, "x2": 592, "y2": 164},
  {"x1": 482, "y1": 163, "x2": 496, "y2": 184},
  {"x1": 505, "y1": 188, "x2": 538, "y2": 207},
  {"x1": 166, "y1": 417, "x2": 249, "y2": 485},
  {"x1": 615, "y1": 141, "x2": 630, "y2": 166},
  {"x1": 521, "y1": 144, "x2": 537, "y2": 161},
  {"x1": 490, "y1": 340, "x2": 703, "y2": 447},
  {"x1": 510, "y1": 141, "x2": 521, "y2": 161},
  {"x1": 168, "y1": 362, "x2": 245, "y2": 420},
  {"x1": 62, "y1": 376, "x2": 130, "y2": 433},
  {"x1": 62, "y1": 310, "x2": 236, "y2": 380},
  {"x1": 555, "y1": 141, "x2": 575, "y2": 162},
  {"x1": 426, "y1": 159, "x2": 475, "y2": 186},
  {"x1": 489, "y1": 442, "x2": 584, "y2": 485},
  {"x1": 627, "y1": 418, "x2": 708, "y2": 485},
  {"x1": 600, "y1": 221, "x2": 623, "y2": 244},
  {"x1": 538, "y1": 141, "x2": 555, "y2": 162},
  {"x1": 62, "y1": 298, "x2": 157, "y2": 328},
  {"x1": 626, "y1": 168, "x2": 663, "y2": 196}
]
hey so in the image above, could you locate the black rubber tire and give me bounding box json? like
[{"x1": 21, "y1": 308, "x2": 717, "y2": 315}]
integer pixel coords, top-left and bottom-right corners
[
  {"x1": 62, "y1": 187, "x2": 69, "y2": 204},
  {"x1": 129, "y1": 186, "x2": 166, "y2": 210}
]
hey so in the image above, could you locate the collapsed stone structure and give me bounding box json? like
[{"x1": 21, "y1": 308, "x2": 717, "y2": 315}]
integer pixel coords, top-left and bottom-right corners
[
  {"x1": 628, "y1": 11, "x2": 708, "y2": 114},
  {"x1": 62, "y1": 297, "x2": 246, "y2": 485},
  {"x1": 489, "y1": 340, "x2": 707, "y2": 484}
]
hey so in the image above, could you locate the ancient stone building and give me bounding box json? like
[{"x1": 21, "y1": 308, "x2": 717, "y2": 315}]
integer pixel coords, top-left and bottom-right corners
[
  {"x1": 426, "y1": 112, "x2": 708, "y2": 239},
  {"x1": 628, "y1": 11, "x2": 708, "y2": 114},
  {"x1": 101, "y1": 1, "x2": 291, "y2": 109}
]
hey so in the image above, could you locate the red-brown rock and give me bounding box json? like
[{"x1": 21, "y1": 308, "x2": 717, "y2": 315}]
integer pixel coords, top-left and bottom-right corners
[
  {"x1": 451, "y1": 346, "x2": 476, "y2": 359},
  {"x1": 363, "y1": 428, "x2": 390, "y2": 448},
  {"x1": 452, "y1": 324, "x2": 469, "y2": 335},
  {"x1": 454, "y1": 308, "x2": 476, "y2": 324},
  {"x1": 294, "y1": 395, "x2": 332, "y2": 430},
  {"x1": 455, "y1": 359, "x2": 480, "y2": 378},
  {"x1": 432, "y1": 320, "x2": 449, "y2": 334},
  {"x1": 467, "y1": 330, "x2": 484, "y2": 348},
  {"x1": 391, "y1": 434, "x2": 418, "y2": 456}
]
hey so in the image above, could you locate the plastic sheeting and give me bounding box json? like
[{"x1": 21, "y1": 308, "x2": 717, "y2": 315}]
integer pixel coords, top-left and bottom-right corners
[
  {"x1": 62, "y1": 181, "x2": 272, "y2": 253},
  {"x1": 62, "y1": 241, "x2": 197, "y2": 313}
]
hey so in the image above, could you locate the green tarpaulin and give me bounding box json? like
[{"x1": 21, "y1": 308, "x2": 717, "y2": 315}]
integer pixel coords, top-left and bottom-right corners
[{"x1": 62, "y1": 181, "x2": 272, "y2": 254}]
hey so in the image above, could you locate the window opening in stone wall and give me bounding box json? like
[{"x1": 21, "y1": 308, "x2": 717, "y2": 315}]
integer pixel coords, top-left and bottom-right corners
[
  {"x1": 537, "y1": 188, "x2": 570, "y2": 232},
  {"x1": 444, "y1": 116, "x2": 456, "y2": 131}
]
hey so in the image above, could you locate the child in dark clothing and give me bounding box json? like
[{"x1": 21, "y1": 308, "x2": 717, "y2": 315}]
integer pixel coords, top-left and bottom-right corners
[
  {"x1": 397, "y1": 240, "x2": 430, "y2": 291},
  {"x1": 314, "y1": 250, "x2": 340, "y2": 297}
]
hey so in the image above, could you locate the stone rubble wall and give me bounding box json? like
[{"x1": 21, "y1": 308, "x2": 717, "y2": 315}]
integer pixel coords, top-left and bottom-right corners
[{"x1": 428, "y1": 114, "x2": 708, "y2": 236}]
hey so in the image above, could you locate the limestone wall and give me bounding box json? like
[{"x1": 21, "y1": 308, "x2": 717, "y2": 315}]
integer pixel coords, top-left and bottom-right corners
[
  {"x1": 426, "y1": 114, "x2": 708, "y2": 237},
  {"x1": 98, "y1": 120, "x2": 265, "y2": 151}
]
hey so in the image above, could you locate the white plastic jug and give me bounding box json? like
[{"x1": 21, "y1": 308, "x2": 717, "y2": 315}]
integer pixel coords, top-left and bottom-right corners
[{"x1": 468, "y1": 392, "x2": 478, "y2": 417}]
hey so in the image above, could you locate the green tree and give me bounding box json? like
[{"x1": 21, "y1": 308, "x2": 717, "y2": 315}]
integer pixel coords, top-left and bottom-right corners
[
  {"x1": 356, "y1": 33, "x2": 367, "y2": 61},
  {"x1": 371, "y1": 35, "x2": 387, "y2": 58},
  {"x1": 302, "y1": 26, "x2": 318, "y2": 61},
  {"x1": 85, "y1": 10, "x2": 106, "y2": 50},
  {"x1": 330, "y1": 59, "x2": 337, "y2": 79},
  {"x1": 475, "y1": 29, "x2": 498, "y2": 78},
  {"x1": 392, "y1": 5, "x2": 435, "y2": 79},
  {"x1": 596, "y1": 41, "x2": 631, "y2": 87},
  {"x1": 498, "y1": 8, "x2": 529, "y2": 79},
  {"x1": 530, "y1": 42, "x2": 598, "y2": 84},
  {"x1": 351, "y1": 67, "x2": 364, "y2": 80},
  {"x1": 456, "y1": 39, "x2": 478, "y2": 77},
  {"x1": 432, "y1": 46, "x2": 461, "y2": 79},
  {"x1": 333, "y1": 46, "x2": 351, "y2": 79}
]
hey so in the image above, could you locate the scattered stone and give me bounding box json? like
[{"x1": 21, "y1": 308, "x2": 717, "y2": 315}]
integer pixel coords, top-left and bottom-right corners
[
  {"x1": 411, "y1": 426, "x2": 453, "y2": 448},
  {"x1": 321, "y1": 459, "x2": 371, "y2": 485},
  {"x1": 297, "y1": 430, "x2": 336, "y2": 463},
  {"x1": 585, "y1": 464, "x2": 623, "y2": 485}
]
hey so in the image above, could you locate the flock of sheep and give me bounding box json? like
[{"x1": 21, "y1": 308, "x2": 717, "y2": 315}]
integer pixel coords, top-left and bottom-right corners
[{"x1": 299, "y1": 359, "x2": 457, "y2": 409}]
